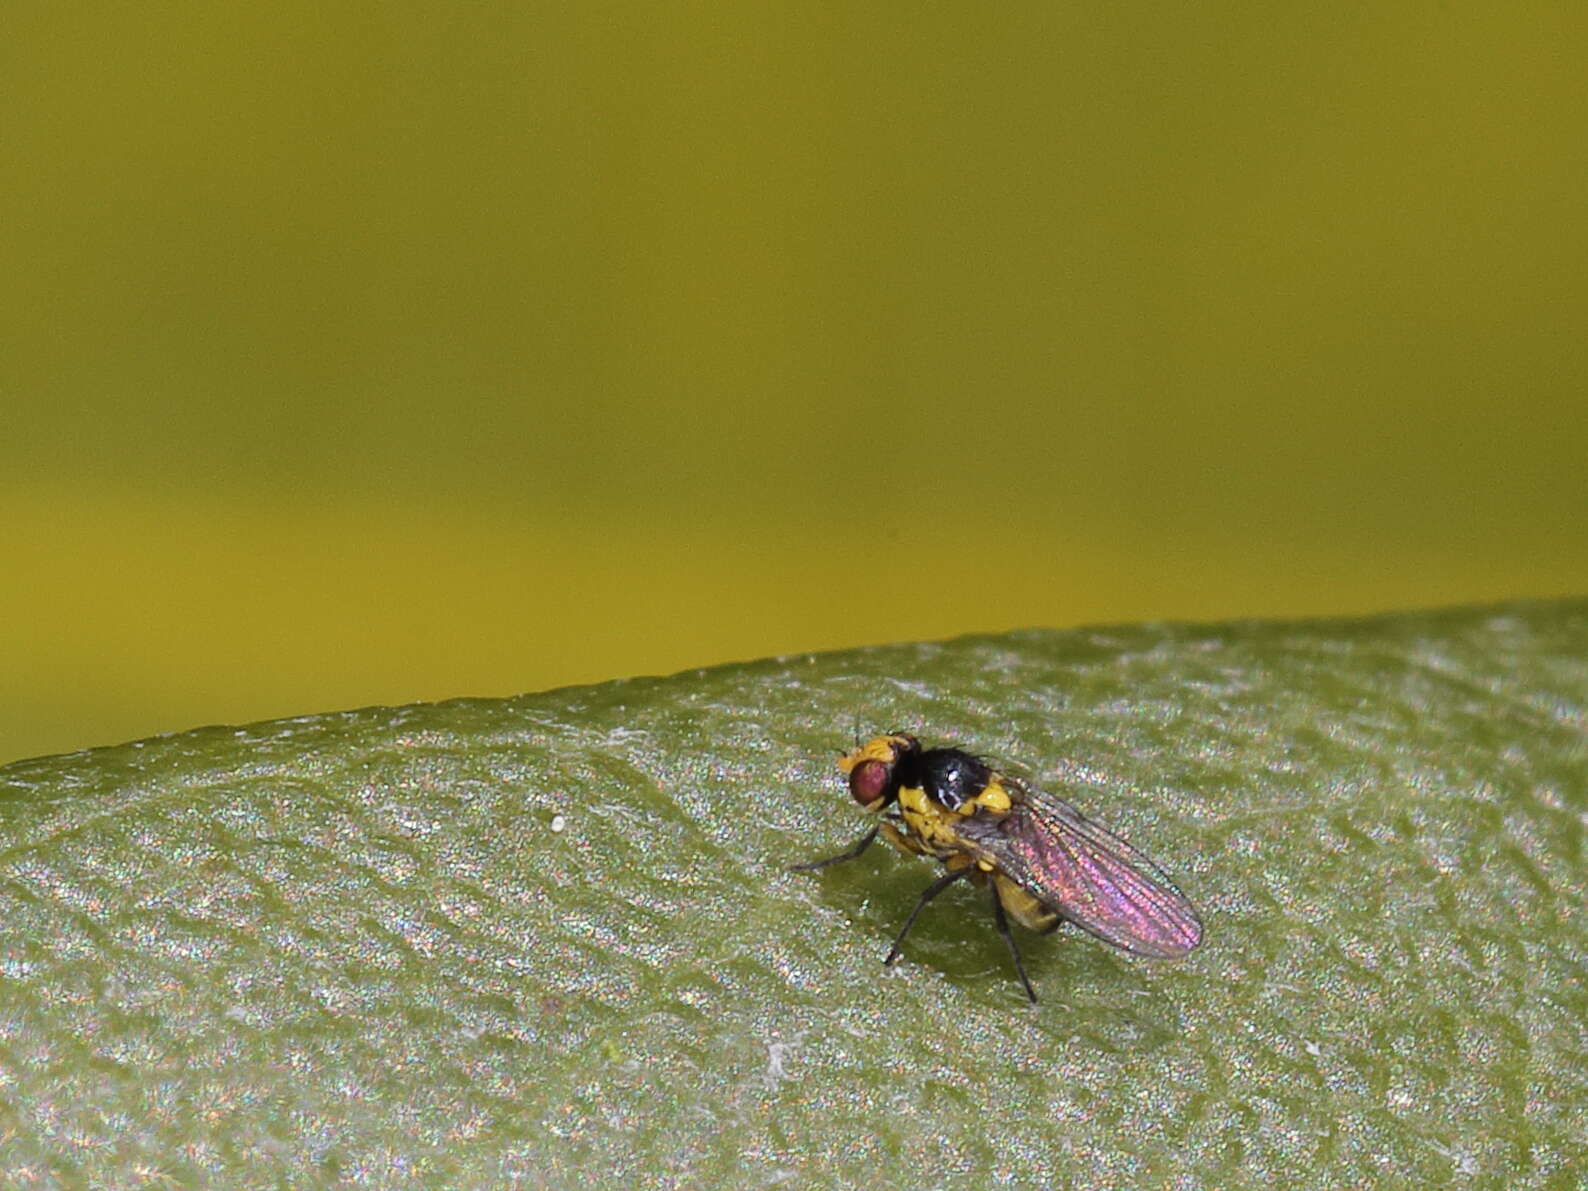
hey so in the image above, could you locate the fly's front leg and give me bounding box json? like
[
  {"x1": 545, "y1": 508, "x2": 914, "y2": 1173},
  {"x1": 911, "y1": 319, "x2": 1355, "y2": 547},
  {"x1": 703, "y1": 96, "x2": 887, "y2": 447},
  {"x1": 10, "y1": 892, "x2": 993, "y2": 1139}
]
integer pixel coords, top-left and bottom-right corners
[{"x1": 788, "y1": 825, "x2": 880, "y2": 872}]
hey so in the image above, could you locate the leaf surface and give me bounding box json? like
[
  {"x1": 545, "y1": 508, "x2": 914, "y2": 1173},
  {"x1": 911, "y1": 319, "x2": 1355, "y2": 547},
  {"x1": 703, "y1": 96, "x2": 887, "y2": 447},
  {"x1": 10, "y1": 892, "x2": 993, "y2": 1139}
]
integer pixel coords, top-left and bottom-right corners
[{"x1": 2, "y1": 601, "x2": 1584, "y2": 1187}]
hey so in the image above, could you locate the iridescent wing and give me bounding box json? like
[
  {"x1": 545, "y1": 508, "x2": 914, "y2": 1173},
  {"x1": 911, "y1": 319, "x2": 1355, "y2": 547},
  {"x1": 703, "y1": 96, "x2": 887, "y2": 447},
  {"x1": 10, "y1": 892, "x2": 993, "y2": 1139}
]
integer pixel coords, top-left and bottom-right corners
[{"x1": 959, "y1": 778, "x2": 1203, "y2": 958}]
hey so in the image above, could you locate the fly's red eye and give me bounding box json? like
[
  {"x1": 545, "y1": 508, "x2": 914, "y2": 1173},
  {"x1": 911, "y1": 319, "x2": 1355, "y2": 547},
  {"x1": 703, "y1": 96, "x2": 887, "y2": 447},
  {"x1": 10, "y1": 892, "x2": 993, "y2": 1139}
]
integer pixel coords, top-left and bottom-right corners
[{"x1": 848, "y1": 760, "x2": 889, "y2": 806}]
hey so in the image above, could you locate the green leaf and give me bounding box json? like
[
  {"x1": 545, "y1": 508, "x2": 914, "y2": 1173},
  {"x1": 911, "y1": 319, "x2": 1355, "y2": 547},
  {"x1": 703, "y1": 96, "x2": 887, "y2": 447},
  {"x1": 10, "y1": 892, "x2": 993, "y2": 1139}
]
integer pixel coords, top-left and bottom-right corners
[{"x1": 2, "y1": 601, "x2": 1584, "y2": 1188}]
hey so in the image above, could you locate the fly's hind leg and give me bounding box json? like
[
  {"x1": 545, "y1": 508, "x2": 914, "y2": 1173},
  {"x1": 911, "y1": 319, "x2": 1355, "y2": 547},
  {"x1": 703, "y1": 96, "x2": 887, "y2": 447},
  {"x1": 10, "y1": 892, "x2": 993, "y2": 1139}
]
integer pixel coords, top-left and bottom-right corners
[{"x1": 990, "y1": 888, "x2": 1039, "y2": 1004}]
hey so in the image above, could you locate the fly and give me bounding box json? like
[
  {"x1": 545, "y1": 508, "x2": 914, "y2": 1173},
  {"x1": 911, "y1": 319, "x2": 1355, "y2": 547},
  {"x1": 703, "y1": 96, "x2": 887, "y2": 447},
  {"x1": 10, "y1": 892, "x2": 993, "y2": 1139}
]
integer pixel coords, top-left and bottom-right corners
[{"x1": 791, "y1": 733, "x2": 1202, "y2": 1002}]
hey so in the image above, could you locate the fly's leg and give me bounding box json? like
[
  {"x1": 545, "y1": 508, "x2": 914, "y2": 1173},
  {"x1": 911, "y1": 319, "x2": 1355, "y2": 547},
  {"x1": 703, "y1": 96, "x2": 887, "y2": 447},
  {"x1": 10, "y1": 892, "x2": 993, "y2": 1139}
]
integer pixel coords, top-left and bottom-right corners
[
  {"x1": 789, "y1": 825, "x2": 879, "y2": 872},
  {"x1": 990, "y1": 888, "x2": 1039, "y2": 1004},
  {"x1": 883, "y1": 867, "x2": 970, "y2": 966}
]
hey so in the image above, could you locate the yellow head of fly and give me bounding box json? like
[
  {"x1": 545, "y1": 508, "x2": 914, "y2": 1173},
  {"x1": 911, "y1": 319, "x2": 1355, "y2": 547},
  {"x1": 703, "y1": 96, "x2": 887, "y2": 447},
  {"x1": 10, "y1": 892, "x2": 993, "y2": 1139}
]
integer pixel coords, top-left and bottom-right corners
[{"x1": 837, "y1": 733, "x2": 917, "y2": 810}]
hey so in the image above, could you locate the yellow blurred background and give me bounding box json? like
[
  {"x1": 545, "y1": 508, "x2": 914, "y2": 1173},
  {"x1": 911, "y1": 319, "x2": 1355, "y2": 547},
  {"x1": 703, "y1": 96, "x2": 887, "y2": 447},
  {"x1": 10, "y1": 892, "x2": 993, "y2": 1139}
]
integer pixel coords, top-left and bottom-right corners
[{"x1": 4, "y1": 4, "x2": 1586, "y2": 764}]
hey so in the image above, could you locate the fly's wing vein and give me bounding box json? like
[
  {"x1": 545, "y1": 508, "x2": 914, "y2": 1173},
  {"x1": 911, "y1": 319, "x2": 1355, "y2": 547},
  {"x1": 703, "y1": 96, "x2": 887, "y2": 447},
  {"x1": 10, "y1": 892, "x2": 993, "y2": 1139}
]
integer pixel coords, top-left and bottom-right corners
[{"x1": 962, "y1": 780, "x2": 1202, "y2": 959}]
